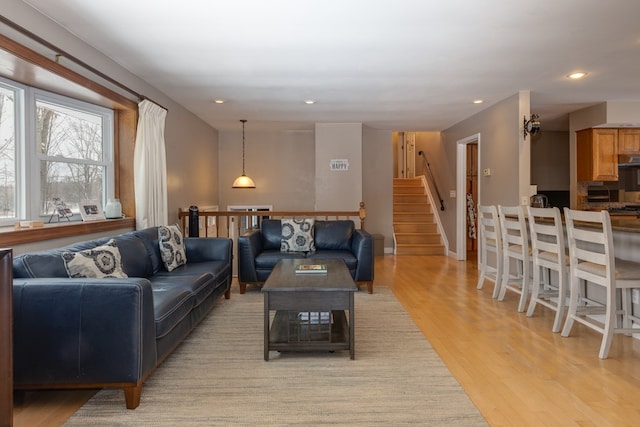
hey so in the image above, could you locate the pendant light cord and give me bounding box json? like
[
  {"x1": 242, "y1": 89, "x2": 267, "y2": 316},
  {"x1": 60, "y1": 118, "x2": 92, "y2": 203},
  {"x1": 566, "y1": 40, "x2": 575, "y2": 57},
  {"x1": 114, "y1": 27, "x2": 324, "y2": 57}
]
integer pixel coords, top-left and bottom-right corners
[{"x1": 241, "y1": 119, "x2": 247, "y2": 174}]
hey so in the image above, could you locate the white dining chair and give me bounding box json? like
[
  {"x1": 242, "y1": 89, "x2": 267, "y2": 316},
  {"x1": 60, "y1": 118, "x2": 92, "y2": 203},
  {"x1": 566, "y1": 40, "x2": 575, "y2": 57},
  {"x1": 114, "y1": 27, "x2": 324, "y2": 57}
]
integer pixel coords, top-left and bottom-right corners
[
  {"x1": 497, "y1": 205, "x2": 530, "y2": 312},
  {"x1": 476, "y1": 205, "x2": 503, "y2": 298},
  {"x1": 526, "y1": 206, "x2": 568, "y2": 332},
  {"x1": 561, "y1": 208, "x2": 640, "y2": 359}
]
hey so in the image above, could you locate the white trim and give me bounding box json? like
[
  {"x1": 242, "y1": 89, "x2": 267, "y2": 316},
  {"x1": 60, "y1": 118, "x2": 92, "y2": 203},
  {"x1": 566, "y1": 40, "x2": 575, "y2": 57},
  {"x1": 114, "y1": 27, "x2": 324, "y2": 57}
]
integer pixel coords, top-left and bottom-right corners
[
  {"x1": 456, "y1": 133, "x2": 481, "y2": 261},
  {"x1": 419, "y1": 174, "x2": 449, "y2": 255}
]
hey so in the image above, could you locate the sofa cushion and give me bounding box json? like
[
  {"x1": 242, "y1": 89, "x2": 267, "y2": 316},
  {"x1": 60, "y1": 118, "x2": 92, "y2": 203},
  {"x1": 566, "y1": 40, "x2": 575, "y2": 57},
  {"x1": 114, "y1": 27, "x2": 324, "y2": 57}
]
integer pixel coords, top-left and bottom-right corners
[
  {"x1": 314, "y1": 220, "x2": 354, "y2": 251},
  {"x1": 13, "y1": 239, "x2": 113, "y2": 278},
  {"x1": 62, "y1": 239, "x2": 128, "y2": 278},
  {"x1": 109, "y1": 232, "x2": 154, "y2": 278},
  {"x1": 150, "y1": 272, "x2": 214, "y2": 308},
  {"x1": 158, "y1": 224, "x2": 187, "y2": 272},
  {"x1": 134, "y1": 227, "x2": 163, "y2": 274},
  {"x1": 153, "y1": 261, "x2": 230, "y2": 305},
  {"x1": 307, "y1": 250, "x2": 358, "y2": 271},
  {"x1": 149, "y1": 284, "x2": 194, "y2": 339},
  {"x1": 261, "y1": 219, "x2": 283, "y2": 250},
  {"x1": 281, "y1": 218, "x2": 315, "y2": 252},
  {"x1": 255, "y1": 250, "x2": 305, "y2": 269}
]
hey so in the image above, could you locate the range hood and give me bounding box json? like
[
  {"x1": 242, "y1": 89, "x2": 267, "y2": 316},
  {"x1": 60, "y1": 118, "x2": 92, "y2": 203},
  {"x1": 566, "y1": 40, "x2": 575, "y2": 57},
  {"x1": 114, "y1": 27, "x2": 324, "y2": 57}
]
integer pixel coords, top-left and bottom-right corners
[{"x1": 618, "y1": 155, "x2": 640, "y2": 167}]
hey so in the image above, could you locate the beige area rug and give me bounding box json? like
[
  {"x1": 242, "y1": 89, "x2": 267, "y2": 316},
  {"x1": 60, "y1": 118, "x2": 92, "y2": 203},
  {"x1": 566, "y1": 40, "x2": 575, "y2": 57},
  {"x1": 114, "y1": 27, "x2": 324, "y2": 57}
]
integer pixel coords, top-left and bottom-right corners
[{"x1": 64, "y1": 286, "x2": 486, "y2": 426}]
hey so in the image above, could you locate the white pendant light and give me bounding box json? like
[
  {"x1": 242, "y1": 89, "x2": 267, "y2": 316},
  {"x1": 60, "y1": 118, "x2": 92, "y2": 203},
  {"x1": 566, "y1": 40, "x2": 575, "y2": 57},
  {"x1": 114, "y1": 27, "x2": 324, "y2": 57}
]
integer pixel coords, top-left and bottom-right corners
[{"x1": 232, "y1": 119, "x2": 255, "y2": 188}]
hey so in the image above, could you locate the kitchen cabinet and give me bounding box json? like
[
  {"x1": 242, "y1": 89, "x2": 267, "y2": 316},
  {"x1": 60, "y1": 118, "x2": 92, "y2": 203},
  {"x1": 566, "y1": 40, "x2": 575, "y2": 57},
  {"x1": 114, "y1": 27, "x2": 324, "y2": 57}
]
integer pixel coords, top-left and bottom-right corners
[
  {"x1": 618, "y1": 128, "x2": 640, "y2": 155},
  {"x1": 577, "y1": 128, "x2": 618, "y2": 181}
]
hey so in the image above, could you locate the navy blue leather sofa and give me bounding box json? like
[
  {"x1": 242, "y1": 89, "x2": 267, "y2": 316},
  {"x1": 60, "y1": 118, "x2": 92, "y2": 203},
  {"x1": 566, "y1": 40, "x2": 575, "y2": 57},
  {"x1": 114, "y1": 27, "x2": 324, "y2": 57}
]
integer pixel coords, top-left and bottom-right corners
[
  {"x1": 12, "y1": 227, "x2": 232, "y2": 409},
  {"x1": 237, "y1": 219, "x2": 374, "y2": 293}
]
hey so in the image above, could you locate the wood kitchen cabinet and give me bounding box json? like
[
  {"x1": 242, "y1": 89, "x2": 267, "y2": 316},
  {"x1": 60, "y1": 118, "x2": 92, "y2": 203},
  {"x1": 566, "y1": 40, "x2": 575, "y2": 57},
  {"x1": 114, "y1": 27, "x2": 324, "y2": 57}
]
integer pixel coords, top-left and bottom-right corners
[
  {"x1": 576, "y1": 128, "x2": 618, "y2": 181},
  {"x1": 618, "y1": 128, "x2": 640, "y2": 155}
]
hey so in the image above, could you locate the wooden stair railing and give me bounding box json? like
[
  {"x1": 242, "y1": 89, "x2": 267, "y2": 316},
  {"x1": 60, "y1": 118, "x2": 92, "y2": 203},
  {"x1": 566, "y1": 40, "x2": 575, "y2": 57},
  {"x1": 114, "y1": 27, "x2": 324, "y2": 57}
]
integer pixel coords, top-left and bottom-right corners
[{"x1": 178, "y1": 202, "x2": 366, "y2": 238}]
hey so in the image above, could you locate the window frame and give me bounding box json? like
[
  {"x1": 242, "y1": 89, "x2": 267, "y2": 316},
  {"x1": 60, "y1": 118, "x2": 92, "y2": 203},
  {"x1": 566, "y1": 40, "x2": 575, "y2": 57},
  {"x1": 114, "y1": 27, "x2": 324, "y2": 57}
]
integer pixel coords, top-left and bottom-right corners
[
  {"x1": 30, "y1": 89, "x2": 115, "y2": 222},
  {"x1": 0, "y1": 76, "x2": 25, "y2": 226},
  {"x1": 0, "y1": 78, "x2": 115, "y2": 225}
]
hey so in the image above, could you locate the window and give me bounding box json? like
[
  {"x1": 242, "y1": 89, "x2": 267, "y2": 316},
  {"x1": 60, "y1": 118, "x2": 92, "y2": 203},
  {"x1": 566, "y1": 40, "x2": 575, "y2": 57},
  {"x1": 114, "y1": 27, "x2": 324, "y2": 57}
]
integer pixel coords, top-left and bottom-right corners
[
  {"x1": 0, "y1": 80, "x2": 21, "y2": 223},
  {"x1": 0, "y1": 77, "x2": 114, "y2": 225}
]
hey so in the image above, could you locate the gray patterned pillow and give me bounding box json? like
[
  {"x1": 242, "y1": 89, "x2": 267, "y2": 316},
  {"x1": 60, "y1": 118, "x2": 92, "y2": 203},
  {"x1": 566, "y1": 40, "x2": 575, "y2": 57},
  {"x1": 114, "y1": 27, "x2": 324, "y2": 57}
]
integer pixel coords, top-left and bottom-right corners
[
  {"x1": 281, "y1": 218, "x2": 315, "y2": 252},
  {"x1": 62, "y1": 239, "x2": 128, "y2": 278},
  {"x1": 158, "y1": 224, "x2": 187, "y2": 271}
]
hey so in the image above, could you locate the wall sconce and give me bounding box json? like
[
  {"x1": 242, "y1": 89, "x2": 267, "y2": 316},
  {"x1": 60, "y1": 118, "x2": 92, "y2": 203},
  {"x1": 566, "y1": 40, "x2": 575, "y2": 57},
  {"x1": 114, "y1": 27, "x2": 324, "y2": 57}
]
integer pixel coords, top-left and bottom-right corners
[{"x1": 523, "y1": 114, "x2": 541, "y2": 138}]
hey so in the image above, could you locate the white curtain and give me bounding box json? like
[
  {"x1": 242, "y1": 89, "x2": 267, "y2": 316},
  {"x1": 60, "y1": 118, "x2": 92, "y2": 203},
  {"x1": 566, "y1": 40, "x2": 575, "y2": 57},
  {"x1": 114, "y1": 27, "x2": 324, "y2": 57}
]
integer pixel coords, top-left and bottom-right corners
[{"x1": 134, "y1": 99, "x2": 168, "y2": 229}]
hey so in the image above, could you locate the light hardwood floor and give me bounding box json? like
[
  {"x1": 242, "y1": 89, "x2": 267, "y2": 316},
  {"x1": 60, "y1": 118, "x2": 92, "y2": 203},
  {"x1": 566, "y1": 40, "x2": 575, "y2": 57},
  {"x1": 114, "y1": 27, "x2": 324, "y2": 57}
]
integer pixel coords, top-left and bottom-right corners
[{"x1": 13, "y1": 254, "x2": 640, "y2": 426}]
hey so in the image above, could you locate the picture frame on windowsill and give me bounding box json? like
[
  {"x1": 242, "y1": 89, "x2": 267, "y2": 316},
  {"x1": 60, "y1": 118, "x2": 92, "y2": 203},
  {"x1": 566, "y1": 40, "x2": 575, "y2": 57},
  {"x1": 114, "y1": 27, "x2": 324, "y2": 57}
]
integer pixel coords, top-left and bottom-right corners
[
  {"x1": 80, "y1": 200, "x2": 106, "y2": 221},
  {"x1": 48, "y1": 198, "x2": 75, "y2": 223}
]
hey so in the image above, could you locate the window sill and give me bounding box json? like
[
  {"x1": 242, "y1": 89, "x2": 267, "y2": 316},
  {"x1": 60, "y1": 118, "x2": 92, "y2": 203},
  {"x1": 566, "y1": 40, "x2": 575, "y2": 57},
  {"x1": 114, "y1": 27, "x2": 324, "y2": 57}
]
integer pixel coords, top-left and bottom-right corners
[{"x1": 0, "y1": 217, "x2": 135, "y2": 247}]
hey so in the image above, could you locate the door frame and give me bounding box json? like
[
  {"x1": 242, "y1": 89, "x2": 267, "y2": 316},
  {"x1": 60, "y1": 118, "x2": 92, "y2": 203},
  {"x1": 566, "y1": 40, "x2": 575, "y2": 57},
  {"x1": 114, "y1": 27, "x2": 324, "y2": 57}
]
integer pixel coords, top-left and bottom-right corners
[{"x1": 456, "y1": 133, "x2": 481, "y2": 261}]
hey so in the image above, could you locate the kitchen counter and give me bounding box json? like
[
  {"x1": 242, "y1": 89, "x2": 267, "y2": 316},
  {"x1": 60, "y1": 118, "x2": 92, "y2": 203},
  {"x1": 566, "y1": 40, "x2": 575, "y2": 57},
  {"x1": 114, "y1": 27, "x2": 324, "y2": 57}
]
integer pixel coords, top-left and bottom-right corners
[
  {"x1": 610, "y1": 215, "x2": 640, "y2": 232},
  {"x1": 536, "y1": 210, "x2": 640, "y2": 260},
  {"x1": 581, "y1": 207, "x2": 640, "y2": 232}
]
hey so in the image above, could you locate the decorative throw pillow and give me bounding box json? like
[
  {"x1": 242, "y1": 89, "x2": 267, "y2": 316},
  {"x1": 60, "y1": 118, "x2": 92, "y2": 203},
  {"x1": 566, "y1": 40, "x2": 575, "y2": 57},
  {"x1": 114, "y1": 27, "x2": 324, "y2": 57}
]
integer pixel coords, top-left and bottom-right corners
[
  {"x1": 281, "y1": 218, "x2": 315, "y2": 252},
  {"x1": 62, "y1": 239, "x2": 128, "y2": 278},
  {"x1": 158, "y1": 223, "x2": 187, "y2": 271}
]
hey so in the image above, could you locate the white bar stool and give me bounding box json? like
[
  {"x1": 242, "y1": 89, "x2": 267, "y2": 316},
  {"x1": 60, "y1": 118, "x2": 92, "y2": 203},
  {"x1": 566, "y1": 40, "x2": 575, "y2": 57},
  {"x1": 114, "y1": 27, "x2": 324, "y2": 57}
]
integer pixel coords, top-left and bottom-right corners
[
  {"x1": 476, "y1": 205, "x2": 503, "y2": 298},
  {"x1": 561, "y1": 208, "x2": 640, "y2": 359},
  {"x1": 526, "y1": 206, "x2": 568, "y2": 332},
  {"x1": 497, "y1": 205, "x2": 530, "y2": 312}
]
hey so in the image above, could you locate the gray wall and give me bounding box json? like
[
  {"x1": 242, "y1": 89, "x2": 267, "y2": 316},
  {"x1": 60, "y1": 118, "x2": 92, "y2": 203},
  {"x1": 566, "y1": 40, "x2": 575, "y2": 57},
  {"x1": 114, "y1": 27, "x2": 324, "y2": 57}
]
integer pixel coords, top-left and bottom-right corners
[
  {"x1": 218, "y1": 129, "x2": 316, "y2": 211},
  {"x1": 531, "y1": 131, "x2": 570, "y2": 191},
  {"x1": 217, "y1": 126, "x2": 394, "y2": 249},
  {"x1": 440, "y1": 93, "x2": 525, "y2": 254},
  {"x1": 315, "y1": 123, "x2": 363, "y2": 211},
  {"x1": 363, "y1": 127, "x2": 394, "y2": 249}
]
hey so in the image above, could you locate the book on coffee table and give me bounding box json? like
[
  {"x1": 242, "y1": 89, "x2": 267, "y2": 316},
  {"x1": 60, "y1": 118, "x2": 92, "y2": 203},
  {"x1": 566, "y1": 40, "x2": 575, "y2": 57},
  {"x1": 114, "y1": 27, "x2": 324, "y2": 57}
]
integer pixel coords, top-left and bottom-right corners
[
  {"x1": 297, "y1": 311, "x2": 332, "y2": 324},
  {"x1": 295, "y1": 264, "x2": 328, "y2": 274}
]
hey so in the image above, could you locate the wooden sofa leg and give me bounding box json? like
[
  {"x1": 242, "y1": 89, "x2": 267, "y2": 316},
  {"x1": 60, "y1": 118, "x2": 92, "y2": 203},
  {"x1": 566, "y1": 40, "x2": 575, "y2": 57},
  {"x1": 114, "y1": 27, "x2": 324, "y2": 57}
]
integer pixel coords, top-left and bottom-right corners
[
  {"x1": 225, "y1": 287, "x2": 231, "y2": 299},
  {"x1": 124, "y1": 384, "x2": 142, "y2": 409},
  {"x1": 366, "y1": 282, "x2": 373, "y2": 294},
  {"x1": 239, "y1": 283, "x2": 247, "y2": 294}
]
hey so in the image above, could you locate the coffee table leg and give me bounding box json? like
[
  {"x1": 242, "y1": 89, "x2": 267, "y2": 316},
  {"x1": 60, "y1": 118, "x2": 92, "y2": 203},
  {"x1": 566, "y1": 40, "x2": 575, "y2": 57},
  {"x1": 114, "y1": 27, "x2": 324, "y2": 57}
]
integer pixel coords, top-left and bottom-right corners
[
  {"x1": 349, "y1": 292, "x2": 355, "y2": 360},
  {"x1": 264, "y1": 293, "x2": 270, "y2": 361}
]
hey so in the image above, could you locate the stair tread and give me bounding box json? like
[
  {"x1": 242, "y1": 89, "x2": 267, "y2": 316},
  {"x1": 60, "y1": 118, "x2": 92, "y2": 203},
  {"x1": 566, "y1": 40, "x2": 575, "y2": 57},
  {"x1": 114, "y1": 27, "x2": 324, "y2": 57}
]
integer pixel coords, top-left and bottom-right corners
[
  {"x1": 393, "y1": 178, "x2": 443, "y2": 255},
  {"x1": 395, "y1": 232, "x2": 440, "y2": 235}
]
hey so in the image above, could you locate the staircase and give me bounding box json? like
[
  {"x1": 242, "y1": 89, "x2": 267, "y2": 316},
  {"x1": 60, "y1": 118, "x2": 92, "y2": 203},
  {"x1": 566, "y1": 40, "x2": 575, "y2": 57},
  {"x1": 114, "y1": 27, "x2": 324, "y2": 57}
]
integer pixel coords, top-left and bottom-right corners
[{"x1": 393, "y1": 177, "x2": 445, "y2": 255}]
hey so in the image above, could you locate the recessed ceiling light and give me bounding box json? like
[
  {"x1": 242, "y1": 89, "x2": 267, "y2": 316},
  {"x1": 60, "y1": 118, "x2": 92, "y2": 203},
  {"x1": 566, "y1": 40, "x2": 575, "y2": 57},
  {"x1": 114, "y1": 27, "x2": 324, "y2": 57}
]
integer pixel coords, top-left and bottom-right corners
[
  {"x1": 213, "y1": 99, "x2": 225, "y2": 104},
  {"x1": 473, "y1": 99, "x2": 484, "y2": 104},
  {"x1": 304, "y1": 100, "x2": 316, "y2": 105},
  {"x1": 567, "y1": 72, "x2": 587, "y2": 80}
]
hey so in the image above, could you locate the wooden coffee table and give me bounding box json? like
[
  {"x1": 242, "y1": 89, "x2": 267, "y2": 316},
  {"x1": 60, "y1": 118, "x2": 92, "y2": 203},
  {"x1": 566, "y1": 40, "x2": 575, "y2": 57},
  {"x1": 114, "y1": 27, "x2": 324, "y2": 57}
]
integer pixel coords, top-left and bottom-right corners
[{"x1": 262, "y1": 258, "x2": 357, "y2": 361}]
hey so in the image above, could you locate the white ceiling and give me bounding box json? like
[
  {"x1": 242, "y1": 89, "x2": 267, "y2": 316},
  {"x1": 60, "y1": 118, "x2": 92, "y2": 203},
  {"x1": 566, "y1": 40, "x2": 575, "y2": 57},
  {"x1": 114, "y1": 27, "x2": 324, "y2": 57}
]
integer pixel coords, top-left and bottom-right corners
[{"x1": 20, "y1": 0, "x2": 640, "y2": 132}]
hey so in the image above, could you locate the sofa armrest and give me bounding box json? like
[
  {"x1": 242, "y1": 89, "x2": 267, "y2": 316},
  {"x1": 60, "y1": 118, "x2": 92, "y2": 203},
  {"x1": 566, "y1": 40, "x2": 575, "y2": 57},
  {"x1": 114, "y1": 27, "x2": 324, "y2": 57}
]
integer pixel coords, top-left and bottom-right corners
[
  {"x1": 184, "y1": 237, "x2": 233, "y2": 263},
  {"x1": 237, "y1": 230, "x2": 263, "y2": 283},
  {"x1": 352, "y1": 230, "x2": 374, "y2": 282},
  {"x1": 12, "y1": 278, "x2": 157, "y2": 385}
]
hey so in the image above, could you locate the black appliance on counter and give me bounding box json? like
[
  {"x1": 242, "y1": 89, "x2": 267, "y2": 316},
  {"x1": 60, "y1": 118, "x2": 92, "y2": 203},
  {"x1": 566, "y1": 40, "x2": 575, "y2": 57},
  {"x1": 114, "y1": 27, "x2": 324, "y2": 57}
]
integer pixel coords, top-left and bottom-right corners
[
  {"x1": 607, "y1": 205, "x2": 640, "y2": 216},
  {"x1": 587, "y1": 184, "x2": 618, "y2": 203},
  {"x1": 534, "y1": 191, "x2": 570, "y2": 209}
]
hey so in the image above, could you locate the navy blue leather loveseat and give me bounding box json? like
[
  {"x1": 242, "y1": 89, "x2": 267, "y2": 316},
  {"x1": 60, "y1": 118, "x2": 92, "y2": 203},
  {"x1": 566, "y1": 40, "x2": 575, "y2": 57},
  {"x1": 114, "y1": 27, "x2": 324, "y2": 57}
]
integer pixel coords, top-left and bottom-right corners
[
  {"x1": 237, "y1": 219, "x2": 374, "y2": 293},
  {"x1": 12, "y1": 227, "x2": 232, "y2": 409}
]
